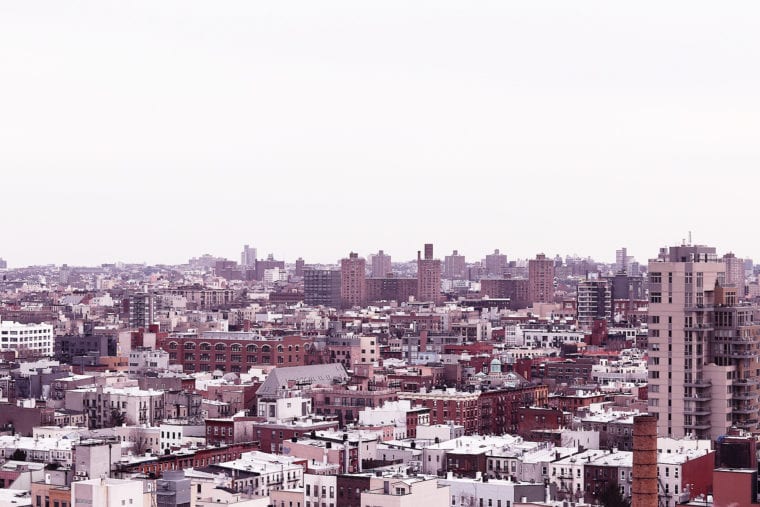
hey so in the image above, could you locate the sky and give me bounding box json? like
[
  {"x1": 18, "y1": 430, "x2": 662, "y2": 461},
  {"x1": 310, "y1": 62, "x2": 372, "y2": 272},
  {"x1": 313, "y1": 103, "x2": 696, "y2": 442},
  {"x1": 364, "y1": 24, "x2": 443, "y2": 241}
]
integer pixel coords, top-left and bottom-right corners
[{"x1": 2, "y1": 1, "x2": 760, "y2": 267}]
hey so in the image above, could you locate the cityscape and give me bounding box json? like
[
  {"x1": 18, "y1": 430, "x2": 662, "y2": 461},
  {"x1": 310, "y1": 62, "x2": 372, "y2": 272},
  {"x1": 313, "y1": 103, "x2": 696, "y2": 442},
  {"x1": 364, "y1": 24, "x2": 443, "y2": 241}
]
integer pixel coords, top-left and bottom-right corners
[
  {"x1": 4, "y1": 2, "x2": 760, "y2": 507},
  {"x1": 0, "y1": 242, "x2": 757, "y2": 507}
]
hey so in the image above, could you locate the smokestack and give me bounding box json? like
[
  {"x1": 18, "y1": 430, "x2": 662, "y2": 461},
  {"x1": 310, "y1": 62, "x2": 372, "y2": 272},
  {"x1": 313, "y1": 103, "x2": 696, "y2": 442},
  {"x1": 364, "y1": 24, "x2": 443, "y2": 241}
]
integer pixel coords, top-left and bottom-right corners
[{"x1": 632, "y1": 414, "x2": 658, "y2": 507}]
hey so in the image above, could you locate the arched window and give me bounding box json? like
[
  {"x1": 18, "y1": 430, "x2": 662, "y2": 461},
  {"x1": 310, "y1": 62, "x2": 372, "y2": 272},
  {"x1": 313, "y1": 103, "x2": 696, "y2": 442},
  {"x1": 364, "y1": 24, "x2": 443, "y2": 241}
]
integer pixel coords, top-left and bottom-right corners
[
  {"x1": 261, "y1": 345, "x2": 271, "y2": 353},
  {"x1": 215, "y1": 343, "x2": 226, "y2": 351},
  {"x1": 168, "y1": 342, "x2": 178, "y2": 350},
  {"x1": 277, "y1": 345, "x2": 284, "y2": 353},
  {"x1": 184, "y1": 342, "x2": 196, "y2": 350},
  {"x1": 200, "y1": 342, "x2": 212, "y2": 351},
  {"x1": 231, "y1": 343, "x2": 242, "y2": 352},
  {"x1": 246, "y1": 344, "x2": 258, "y2": 352}
]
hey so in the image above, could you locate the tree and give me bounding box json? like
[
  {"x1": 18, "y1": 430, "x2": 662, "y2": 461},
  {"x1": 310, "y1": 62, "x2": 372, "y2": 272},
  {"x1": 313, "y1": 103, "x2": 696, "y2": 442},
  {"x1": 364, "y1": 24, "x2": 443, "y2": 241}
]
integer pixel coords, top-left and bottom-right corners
[
  {"x1": 10, "y1": 449, "x2": 27, "y2": 461},
  {"x1": 598, "y1": 482, "x2": 631, "y2": 507},
  {"x1": 110, "y1": 409, "x2": 127, "y2": 427},
  {"x1": 130, "y1": 426, "x2": 152, "y2": 455}
]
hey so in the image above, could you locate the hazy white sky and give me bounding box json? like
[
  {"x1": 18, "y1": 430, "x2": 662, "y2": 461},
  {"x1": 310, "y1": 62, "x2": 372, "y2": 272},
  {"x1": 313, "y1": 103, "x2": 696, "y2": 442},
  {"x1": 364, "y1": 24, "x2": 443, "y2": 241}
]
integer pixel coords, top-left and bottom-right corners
[{"x1": 2, "y1": 1, "x2": 759, "y2": 267}]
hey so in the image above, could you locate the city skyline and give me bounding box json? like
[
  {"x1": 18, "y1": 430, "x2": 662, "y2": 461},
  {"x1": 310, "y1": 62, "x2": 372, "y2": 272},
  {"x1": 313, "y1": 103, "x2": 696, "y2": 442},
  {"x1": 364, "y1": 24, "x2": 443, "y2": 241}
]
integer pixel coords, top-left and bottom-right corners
[
  {"x1": 3, "y1": 2, "x2": 760, "y2": 266},
  {"x1": 0, "y1": 237, "x2": 748, "y2": 269}
]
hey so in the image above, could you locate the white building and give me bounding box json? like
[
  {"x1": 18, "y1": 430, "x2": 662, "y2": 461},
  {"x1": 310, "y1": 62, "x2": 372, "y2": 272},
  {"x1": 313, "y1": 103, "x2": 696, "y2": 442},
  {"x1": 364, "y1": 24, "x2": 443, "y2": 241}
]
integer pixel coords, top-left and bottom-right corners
[
  {"x1": 128, "y1": 347, "x2": 171, "y2": 375},
  {"x1": 358, "y1": 400, "x2": 430, "y2": 440},
  {"x1": 0, "y1": 436, "x2": 74, "y2": 466},
  {"x1": 0, "y1": 319, "x2": 54, "y2": 357},
  {"x1": 65, "y1": 386, "x2": 165, "y2": 428},
  {"x1": 303, "y1": 473, "x2": 337, "y2": 507},
  {"x1": 440, "y1": 473, "x2": 548, "y2": 507},
  {"x1": 72, "y1": 477, "x2": 152, "y2": 507},
  {"x1": 211, "y1": 451, "x2": 304, "y2": 497}
]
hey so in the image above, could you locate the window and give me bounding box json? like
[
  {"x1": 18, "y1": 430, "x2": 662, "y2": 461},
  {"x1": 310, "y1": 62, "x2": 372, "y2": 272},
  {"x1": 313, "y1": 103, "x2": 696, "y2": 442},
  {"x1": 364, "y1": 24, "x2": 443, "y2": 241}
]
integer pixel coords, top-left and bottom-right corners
[
  {"x1": 650, "y1": 272, "x2": 662, "y2": 283},
  {"x1": 650, "y1": 292, "x2": 662, "y2": 303}
]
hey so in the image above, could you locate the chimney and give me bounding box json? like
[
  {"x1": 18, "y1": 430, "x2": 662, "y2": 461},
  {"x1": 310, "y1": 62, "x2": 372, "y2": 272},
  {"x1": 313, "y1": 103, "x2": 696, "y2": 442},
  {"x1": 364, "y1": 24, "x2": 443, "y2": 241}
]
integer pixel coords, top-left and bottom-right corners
[{"x1": 632, "y1": 414, "x2": 658, "y2": 507}]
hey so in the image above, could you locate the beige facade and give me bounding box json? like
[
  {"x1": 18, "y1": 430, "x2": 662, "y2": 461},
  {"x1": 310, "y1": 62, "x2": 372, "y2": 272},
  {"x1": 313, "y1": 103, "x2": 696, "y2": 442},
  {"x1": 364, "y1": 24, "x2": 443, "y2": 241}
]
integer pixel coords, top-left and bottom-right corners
[{"x1": 647, "y1": 245, "x2": 726, "y2": 439}]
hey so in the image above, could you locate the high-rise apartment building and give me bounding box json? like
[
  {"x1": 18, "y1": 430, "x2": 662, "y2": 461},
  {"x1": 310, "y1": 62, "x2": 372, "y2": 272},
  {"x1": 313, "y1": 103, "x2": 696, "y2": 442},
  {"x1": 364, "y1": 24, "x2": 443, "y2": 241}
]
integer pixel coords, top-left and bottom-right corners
[
  {"x1": 723, "y1": 252, "x2": 746, "y2": 298},
  {"x1": 129, "y1": 293, "x2": 155, "y2": 330},
  {"x1": 444, "y1": 250, "x2": 466, "y2": 280},
  {"x1": 295, "y1": 257, "x2": 305, "y2": 278},
  {"x1": 341, "y1": 252, "x2": 366, "y2": 308},
  {"x1": 528, "y1": 254, "x2": 554, "y2": 304},
  {"x1": 485, "y1": 249, "x2": 508, "y2": 277},
  {"x1": 646, "y1": 244, "x2": 760, "y2": 440},
  {"x1": 576, "y1": 278, "x2": 612, "y2": 330},
  {"x1": 417, "y1": 244, "x2": 442, "y2": 304},
  {"x1": 240, "y1": 244, "x2": 257, "y2": 267},
  {"x1": 370, "y1": 250, "x2": 392, "y2": 278},
  {"x1": 616, "y1": 247, "x2": 633, "y2": 273},
  {"x1": 479, "y1": 278, "x2": 530, "y2": 310},
  {"x1": 304, "y1": 269, "x2": 342, "y2": 308}
]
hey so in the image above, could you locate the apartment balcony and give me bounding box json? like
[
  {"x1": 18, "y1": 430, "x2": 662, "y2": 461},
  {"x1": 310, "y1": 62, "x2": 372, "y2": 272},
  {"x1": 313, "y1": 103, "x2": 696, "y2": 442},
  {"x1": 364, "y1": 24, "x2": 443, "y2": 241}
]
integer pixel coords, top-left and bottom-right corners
[
  {"x1": 684, "y1": 379, "x2": 712, "y2": 388},
  {"x1": 684, "y1": 394, "x2": 712, "y2": 402},
  {"x1": 733, "y1": 392, "x2": 758, "y2": 401},
  {"x1": 734, "y1": 378, "x2": 760, "y2": 386},
  {"x1": 683, "y1": 407, "x2": 711, "y2": 416},
  {"x1": 685, "y1": 324, "x2": 714, "y2": 331},
  {"x1": 683, "y1": 424, "x2": 711, "y2": 431},
  {"x1": 732, "y1": 406, "x2": 759, "y2": 415}
]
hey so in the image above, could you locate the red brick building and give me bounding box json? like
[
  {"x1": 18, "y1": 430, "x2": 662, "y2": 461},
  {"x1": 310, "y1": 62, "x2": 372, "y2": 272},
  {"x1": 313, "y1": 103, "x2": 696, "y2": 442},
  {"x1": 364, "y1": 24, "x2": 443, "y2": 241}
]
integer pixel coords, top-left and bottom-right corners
[{"x1": 159, "y1": 333, "x2": 321, "y2": 373}]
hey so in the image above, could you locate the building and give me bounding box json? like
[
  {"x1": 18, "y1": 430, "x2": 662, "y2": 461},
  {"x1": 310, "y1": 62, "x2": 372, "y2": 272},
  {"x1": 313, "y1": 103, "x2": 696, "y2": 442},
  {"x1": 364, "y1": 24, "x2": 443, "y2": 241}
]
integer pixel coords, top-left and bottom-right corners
[
  {"x1": 64, "y1": 386, "x2": 165, "y2": 428},
  {"x1": 365, "y1": 276, "x2": 417, "y2": 305},
  {"x1": 241, "y1": 244, "x2": 257, "y2": 268},
  {"x1": 485, "y1": 249, "x2": 508, "y2": 277},
  {"x1": 128, "y1": 293, "x2": 155, "y2": 329},
  {"x1": 647, "y1": 244, "x2": 760, "y2": 439},
  {"x1": 370, "y1": 250, "x2": 392, "y2": 278},
  {"x1": 72, "y1": 477, "x2": 151, "y2": 507},
  {"x1": 162, "y1": 286, "x2": 236, "y2": 310},
  {"x1": 724, "y1": 252, "x2": 746, "y2": 298},
  {"x1": 444, "y1": 250, "x2": 466, "y2": 280},
  {"x1": 128, "y1": 347, "x2": 171, "y2": 375},
  {"x1": 616, "y1": 247, "x2": 633, "y2": 274},
  {"x1": 0, "y1": 319, "x2": 54, "y2": 358},
  {"x1": 156, "y1": 470, "x2": 192, "y2": 507},
  {"x1": 417, "y1": 244, "x2": 442, "y2": 304},
  {"x1": 360, "y1": 474, "x2": 449, "y2": 507},
  {"x1": 304, "y1": 269, "x2": 342, "y2": 308},
  {"x1": 479, "y1": 278, "x2": 530, "y2": 310},
  {"x1": 528, "y1": 254, "x2": 554, "y2": 304},
  {"x1": 160, "y1": 332, "x2": 320, "y2": 373},
  {"x1": 576, "y1": 278, "x2": 612, "y2": 330},
  {"x1": 55, "y1": 334, "x2": 118, "y2": 363},
  {"x1": 341, "y1": 253, "x2": 367, "y2": 309}
]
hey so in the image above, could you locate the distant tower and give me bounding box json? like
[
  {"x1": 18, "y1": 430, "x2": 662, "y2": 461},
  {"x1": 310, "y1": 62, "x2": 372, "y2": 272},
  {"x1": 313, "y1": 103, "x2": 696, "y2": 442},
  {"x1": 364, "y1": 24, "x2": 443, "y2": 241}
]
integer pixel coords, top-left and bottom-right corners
[
  {"x1": 528, "y1": 254, "x2": 554, "y2": 304},
  {"x1": 417, "y1": 244, "x2": 442, "y2": 304},
  {"x1": 241, "y1": 244, "x2": 257, "y2": 267},
  {"x1": 340, "y1": 252, "x2": 366, "y2": 308},
  {"x1": 484, "y1": 249, "x2": 508, "y2": 277},
  {"x1": 295, "y1": 257, "x2": 305, "y2": 278},
  {"x1": 129, "y1": 293, "x2": 155, "y2": 330},
  {"x1": 444, "y1": 250, "x2": 466, "y2": 280},
  {"x1": 615, "y1": 247, "x2": 633, "y2": 274},
  {"x1": 370, "y1": 250, "x2": 392, "y2": 278},
  {"x1": 304, "y1": 269, "x2": 341, "y2": 308},
  {"x1": 723, "y1": 252, "x2": 746, "y2": 298}
]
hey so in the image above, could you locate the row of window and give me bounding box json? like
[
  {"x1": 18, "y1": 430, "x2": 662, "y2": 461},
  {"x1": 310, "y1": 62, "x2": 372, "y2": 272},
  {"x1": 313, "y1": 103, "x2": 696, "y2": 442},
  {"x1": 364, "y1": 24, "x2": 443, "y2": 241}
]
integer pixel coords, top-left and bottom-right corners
[{"x1": 170, "y1": 342, "x2": 302, "y2": 353}]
